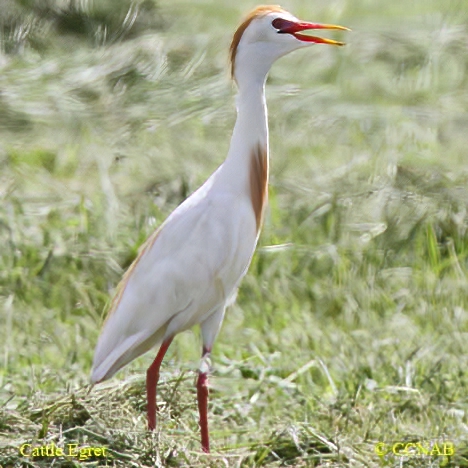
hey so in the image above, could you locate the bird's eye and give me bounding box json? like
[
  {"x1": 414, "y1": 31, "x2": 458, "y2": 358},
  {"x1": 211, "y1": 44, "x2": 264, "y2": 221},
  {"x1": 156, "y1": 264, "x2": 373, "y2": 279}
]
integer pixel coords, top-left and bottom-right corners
[{"x1": 272, "y1": 18, "x2": 293, "y2": 31}]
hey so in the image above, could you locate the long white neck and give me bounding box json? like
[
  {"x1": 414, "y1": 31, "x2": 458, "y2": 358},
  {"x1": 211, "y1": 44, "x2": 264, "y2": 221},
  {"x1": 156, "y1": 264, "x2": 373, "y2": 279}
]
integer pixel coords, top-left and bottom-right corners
[{"x1": 214, "y1": 78, "x2": 269, "y2": 194}]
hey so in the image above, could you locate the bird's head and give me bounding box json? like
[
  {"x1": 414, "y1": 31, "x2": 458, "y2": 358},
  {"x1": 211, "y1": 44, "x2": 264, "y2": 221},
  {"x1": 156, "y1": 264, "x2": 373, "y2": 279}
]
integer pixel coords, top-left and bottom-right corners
[{"x1": 230, "y1": 5, "x2": 349, "y2": 86}]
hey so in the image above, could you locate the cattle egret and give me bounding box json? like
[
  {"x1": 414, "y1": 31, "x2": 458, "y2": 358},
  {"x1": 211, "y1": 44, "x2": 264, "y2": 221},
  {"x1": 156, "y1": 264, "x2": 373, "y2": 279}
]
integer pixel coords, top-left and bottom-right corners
[{"x1": 91, "y1": 5, "x2": 348, "y2": 453}]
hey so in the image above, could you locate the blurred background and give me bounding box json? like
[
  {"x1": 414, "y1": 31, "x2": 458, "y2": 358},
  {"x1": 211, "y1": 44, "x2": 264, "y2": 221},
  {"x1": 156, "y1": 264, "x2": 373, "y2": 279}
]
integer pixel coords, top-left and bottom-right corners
[{"x1": 1, "y1": 0, "x2": 468, "y2": 466}]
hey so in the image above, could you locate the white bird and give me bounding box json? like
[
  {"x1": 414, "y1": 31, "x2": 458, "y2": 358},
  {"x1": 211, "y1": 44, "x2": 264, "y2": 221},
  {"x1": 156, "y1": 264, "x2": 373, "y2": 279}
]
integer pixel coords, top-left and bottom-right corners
[{"x1": 91, "y1": 5, "x2": 348, "y2": 453}]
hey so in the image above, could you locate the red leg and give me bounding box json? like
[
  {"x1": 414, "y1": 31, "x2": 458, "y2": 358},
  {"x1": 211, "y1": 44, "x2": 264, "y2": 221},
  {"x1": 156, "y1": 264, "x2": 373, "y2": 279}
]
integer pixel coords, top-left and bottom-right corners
[
  {"x1": 197, "y1": 346, "x2": 210, "y2": 453},
  {"x1": 146, "y1": 337, "x2": 173, "y2": 431}
]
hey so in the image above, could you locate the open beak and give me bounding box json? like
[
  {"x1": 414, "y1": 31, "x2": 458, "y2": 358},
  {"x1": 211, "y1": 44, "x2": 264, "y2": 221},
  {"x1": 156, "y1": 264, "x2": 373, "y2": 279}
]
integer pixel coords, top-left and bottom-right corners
[{"x1": 275, "y1": 19, "x2": 350, "y2": 46}]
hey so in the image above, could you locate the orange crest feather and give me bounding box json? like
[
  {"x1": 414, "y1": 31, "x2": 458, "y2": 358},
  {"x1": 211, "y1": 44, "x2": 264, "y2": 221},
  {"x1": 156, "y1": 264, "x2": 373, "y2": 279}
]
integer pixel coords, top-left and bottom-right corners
[{"x1": 229, "y1": 5, "x2": 285, "y2": 79}]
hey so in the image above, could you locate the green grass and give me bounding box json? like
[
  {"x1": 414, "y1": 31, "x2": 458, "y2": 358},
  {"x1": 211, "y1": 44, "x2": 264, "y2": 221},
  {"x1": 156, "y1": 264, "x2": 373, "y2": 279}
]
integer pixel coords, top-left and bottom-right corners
[{"x1": 1, "y1": 0, "x2": 468, "y2": 466}]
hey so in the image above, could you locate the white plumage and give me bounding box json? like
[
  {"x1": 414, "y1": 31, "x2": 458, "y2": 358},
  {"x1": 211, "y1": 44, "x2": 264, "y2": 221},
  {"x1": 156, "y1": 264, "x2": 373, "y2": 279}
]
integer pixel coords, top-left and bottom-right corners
[
  {"x1": 91, "y1": 5, "x2": 347, "y2": 453},
  {"x1": 92, "y1": 177, "x2": 257, "y2": 382}
]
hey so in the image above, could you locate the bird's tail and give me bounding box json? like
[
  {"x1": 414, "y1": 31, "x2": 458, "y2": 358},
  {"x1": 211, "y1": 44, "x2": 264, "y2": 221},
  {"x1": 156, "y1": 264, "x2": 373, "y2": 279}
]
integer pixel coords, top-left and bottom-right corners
[{"x1": 91, "y1": 327, "x2": 166, "y2": 383}]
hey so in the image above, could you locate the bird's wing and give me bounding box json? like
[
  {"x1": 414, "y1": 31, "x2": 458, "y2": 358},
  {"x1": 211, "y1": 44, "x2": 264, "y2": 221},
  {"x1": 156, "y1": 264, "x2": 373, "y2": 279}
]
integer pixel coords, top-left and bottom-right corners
[{"x1": 91, "y1": 183, "x2": 257, "y2": 383}]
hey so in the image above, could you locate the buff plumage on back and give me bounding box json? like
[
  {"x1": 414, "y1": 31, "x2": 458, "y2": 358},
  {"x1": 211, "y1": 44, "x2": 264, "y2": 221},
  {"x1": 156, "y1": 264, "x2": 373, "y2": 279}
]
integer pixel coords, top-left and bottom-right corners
[
  {"x1": 229, "y1": 5, "x2": 286, "y2": 79},
  {"x1": 101, "y1": 227, "x2": 162, "y2": 328}
]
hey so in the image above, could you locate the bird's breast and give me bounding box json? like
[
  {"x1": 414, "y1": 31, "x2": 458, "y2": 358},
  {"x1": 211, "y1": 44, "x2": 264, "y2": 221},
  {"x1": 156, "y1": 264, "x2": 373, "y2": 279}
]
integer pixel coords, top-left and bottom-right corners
[
  {"x1": 148, "y1": 191, "x2": 258, "y2": 331},
  {"x1": 249, "y1": 142, "x2": 269, "y2": 233}
]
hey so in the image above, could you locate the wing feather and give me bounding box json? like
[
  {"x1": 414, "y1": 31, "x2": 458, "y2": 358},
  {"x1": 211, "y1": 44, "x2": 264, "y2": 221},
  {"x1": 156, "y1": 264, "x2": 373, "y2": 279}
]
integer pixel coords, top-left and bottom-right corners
[{"x1": 91, "y1": 182, "x2": 257, "y2": 383}]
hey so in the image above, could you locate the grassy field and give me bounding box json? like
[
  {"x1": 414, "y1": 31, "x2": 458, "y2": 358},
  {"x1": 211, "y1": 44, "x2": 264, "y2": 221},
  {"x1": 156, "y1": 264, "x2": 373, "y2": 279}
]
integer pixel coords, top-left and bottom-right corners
[{"x1": 1, "y1": 0, "x2": 468, "y2": 466}]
